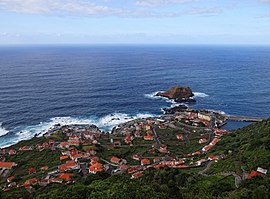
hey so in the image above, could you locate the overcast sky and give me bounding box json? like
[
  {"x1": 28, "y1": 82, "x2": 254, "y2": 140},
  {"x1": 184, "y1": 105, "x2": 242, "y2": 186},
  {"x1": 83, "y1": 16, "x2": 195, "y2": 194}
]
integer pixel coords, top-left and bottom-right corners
[{"x1": 0, "y1": 0, "x2": 270, "y2": 45}]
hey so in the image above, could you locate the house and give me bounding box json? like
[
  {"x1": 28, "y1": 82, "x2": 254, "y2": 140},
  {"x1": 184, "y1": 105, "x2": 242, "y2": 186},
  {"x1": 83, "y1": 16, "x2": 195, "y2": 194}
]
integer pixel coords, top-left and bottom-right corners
[
  {"x1": 90, "y1": 156, "x2": 100, "y2": 164},
  {"x1": 60, "y1": 155, "x2": 69, "y2": 161},
  {"x1": 25, "y1": 178, "x2": 38, "y2": 186},
  {"x1": 68, "y1": 136, "x2": 80, "y2": 141},
  {"x1": 176, "y1": 134, "x2": 184, "y2": 140},
  {"x1": 0, "y1": 162, "x2": 16, "y2": 169},
  {"x1": 199, "y1": 138, "x2": 207, "y2": 144},
  {"x1": 143, "y1": 136, "x2": 154, "y2": 141},
  {"x1": 49, "y1": 139, "x2": 55, "y2": 144},
  {"x1": 110, "y1": 156, "x2": 121, "y2": 164},
  {"x1": 247, "y1": 170, "x2": 264, "y2": 179},
  {"x1": 114, "y1": 141, "x2": 121, "y2": 148},
  {"x1": 141, "y1": 158, "x2": 150, "y2": 166},
  {"x1": 208, "y1": 155, "x2": 218, "y2": 161},
  {"x1": 158, "y1": 148, "x2": 168, "y2": 154},
  {"x1": 124, "y1": 135, "x2": 133, "y2": 145},
  {"x1": 59, "y1": 173, "x2": 73, "y2": 181},
  {"x1": 70, "y1": 153, "x2": 83, "y2": 161},
  {"x1": 59, "y1": 142, "x2": 70, "y2": 149},
  {"x1": 131, "y1": 171, "x2": 143, "y2": 179},
  {"x1": 59, "y1": 160, "x2": 79, "y2": 172},
  {"x1": 257, "y1": 167, "x2": 267, "y2": 175},
  {"x1": 148, "y1": 148, "x2": 155, "y2": 153},
  {"x1": 120, "y1": 164, "x2": 128, "y2": 171},
  {"x1": 40, "y1": 166, "x2": 49, "y2": 171},
  {"x1": 202, "y1": 144, "x2": 214, "y2": 152},
  {"x1": 68, "y1": 140, "x2": 80, "y2": 146},
  {"x1": 19, "y1": 146, "x2": 33, "y2": 151},
  {"x1": 8, "y1": 149, "x2": 16, "y2": 156},
  {"x1": 210, "y1": 137, "x2": 219, "y2": 145},
  {"x1": 132, "y1": 154, "x2": 141, "y2": 161},
  {"x1": 127, "y1": 166, "x2": 141, "y2": 174},
  {"x1": 88, "y1": 163, "x2": 103, "y2": 174},
  {"x1": 61, "y1": 150, "x2": 70, "y2": 156},
  {"x1": 83, "y1": 132, "x2": 94, "y2": 139},
  {"x1": 191, "y1": 151, "x2": 201, "y2": 156},
  {"x1": 134, "y1": 131, "x2": 141, "y2": 137},
  {"x1": 144, "y1": 124, "x2": 151, "y2": 131},
  {"x1": 65, "y1": 160, "x2": 79, "y2": 169},
  {"x1": 28, "y1": 167, "x2": 36, "y2": 174},
  {"x1": 7, "y1": 176, "x2": 14, "y2": 183},
  {"x1": 153, "y1": 158, "x2": 160, "y2": 163},
  {"x1": 198, "y1": 113, "x2": 211, "y2": 121}
]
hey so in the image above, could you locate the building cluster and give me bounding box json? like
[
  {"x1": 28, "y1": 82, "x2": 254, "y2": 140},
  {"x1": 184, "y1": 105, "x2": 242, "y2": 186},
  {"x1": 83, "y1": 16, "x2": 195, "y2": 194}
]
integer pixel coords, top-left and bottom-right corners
[{"x1": 0, "y1": 110, "x2": 264, "y2": 194}]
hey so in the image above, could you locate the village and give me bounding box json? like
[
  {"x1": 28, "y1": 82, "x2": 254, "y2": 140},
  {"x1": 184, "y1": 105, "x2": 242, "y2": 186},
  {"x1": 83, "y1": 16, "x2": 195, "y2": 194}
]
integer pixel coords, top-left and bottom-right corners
[{"x1": 0, "y1": 108, "x2": 267, "y2": 194}]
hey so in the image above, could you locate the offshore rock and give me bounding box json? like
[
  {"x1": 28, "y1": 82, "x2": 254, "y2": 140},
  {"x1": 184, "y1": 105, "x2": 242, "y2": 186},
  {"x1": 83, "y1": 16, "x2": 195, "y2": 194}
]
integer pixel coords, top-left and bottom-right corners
[{"x1": 156, "y1": 86, "x2": 196, "y2": 102}]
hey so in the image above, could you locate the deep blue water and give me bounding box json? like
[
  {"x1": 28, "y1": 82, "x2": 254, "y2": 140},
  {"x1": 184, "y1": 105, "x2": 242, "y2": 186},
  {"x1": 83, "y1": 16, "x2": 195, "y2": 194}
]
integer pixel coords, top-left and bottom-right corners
[{"x1": 0, "y1": 45, "x2": 270, "y2": 147}]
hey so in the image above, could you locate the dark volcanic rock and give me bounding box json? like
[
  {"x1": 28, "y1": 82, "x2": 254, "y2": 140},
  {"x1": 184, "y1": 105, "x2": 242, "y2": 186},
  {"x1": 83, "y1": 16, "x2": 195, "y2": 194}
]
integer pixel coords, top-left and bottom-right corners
[
  {"x1": 156, "y1": 86, "x2": 196, "y2": 102},
  {"x1": 162, "y1": 105, "x2": 188, "y2": 114}
]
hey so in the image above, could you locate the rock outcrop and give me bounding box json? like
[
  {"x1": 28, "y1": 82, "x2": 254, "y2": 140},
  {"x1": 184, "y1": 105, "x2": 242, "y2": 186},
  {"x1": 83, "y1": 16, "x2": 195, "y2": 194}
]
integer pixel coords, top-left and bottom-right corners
[
  {"x1": 156, "y1": 86, "x2": 196, "y2": 102},
  {"x1": 162, "y1": 105, "x2": 189, "y2": 114}
]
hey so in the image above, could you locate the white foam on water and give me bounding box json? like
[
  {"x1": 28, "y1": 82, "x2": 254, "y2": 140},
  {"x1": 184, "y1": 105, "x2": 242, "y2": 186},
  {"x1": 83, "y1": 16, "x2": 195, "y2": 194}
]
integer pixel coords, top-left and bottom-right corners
[
  {"x1": 193, "y1": 92, "x2": 209, "y2": 98},
  {"x1": 97, "y1": 113, "x2": 156, "y2": 130},
  {"x1": 145, "y1": 91, "x2": 209, "y2": 104},
  {"x1": 0, "y1": 113, "x2": 157, "y2": 148},
  {"x1": 0, "y1": 123, "x2": 9, "y2": 137},
  {"x1": 207, "y1": 109, "x2": 226, "y2": 115},
  {"x1": 144, "y1": 91, "x2": 165, "y2": 100}
]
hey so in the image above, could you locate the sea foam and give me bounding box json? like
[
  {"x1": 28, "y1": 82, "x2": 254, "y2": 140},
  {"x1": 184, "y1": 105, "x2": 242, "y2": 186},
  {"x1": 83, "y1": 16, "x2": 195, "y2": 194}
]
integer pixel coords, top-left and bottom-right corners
[
  {"x1": 193, "y1": 92, "x2": 209, "y2": 98},
  {"x1": 0, "y1": 112, "x2": 157, "y2": 148},
  {"x1": 145, "y1": 91, "x2": 209, "y2": 103},
  {"x1": 0, "y1": 123, "x2": 9, "y2": 137}
]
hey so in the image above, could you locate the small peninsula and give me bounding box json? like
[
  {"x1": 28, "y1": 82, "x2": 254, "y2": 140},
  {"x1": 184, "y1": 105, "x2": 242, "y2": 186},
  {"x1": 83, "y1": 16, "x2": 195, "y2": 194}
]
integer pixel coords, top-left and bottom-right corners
[{"x1": 156, "y1": 86, "x2": 196, "y2": 102}]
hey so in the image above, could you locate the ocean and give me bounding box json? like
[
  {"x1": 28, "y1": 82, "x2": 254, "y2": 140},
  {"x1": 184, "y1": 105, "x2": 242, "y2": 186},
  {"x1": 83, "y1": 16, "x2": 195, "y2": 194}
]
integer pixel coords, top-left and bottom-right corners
[{"x1": 0, "y1": 45, "x2": 270, "y2": 147}]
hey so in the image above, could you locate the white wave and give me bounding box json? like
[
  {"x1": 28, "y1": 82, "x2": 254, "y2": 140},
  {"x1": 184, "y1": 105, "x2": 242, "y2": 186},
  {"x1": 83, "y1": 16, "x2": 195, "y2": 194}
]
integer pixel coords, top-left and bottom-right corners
[
  {"x1": 170, "y1": 103, "x2": 188, "y2": 108},
  {"x1": 193, "y1": 92, "x2": 209, "y2": 98},
  {"x1": 207, "y1": 109, "x2": 226, "y2": 115},
  {"x1": 0, "y1": 112, "x2": 157, "y2": 148},
  {"x1": 0, "y1": 123, "x2": 9, "y2": 137},
  {"x1": 97, "y1": 113, "x2": 156, "y2": 130},
  {"x1": 144, "y1": 91, "x2": 164, "y2": 99},
  {"x1": 145, "y1": 91, "x2": 209, "y2": 104}
]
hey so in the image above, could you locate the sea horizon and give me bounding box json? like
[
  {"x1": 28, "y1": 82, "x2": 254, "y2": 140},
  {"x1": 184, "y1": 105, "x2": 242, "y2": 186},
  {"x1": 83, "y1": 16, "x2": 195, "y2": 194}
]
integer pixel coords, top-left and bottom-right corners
[{"x1": 0, "y1": 45, "x2": 270, "y2": 148}]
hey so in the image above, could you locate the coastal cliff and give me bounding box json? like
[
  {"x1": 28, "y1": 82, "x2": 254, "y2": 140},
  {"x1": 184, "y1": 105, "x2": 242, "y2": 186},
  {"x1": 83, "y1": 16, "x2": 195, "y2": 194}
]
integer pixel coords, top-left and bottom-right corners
[{"x1": 156, "y1": 86, "x2": 196, "y2": 102}]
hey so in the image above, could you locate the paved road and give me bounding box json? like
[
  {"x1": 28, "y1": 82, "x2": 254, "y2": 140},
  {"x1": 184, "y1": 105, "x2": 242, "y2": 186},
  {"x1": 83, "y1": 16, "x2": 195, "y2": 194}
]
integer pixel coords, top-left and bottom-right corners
[
  {"x1": 152, "y1": 126, "x2": 161, "y2": 148},
  {"x1": 198, "y1": 161, "x2": 214, "y2": 175}
]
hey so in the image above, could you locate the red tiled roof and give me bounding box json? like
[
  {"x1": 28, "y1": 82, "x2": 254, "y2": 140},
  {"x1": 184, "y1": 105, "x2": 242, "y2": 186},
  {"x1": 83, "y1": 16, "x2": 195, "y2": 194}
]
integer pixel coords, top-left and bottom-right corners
[
  {"x1": 143, "y1": 136, "x2": 154, "y2": 140},
  {"x1": 60, "y1": 142, "x2": 69, "y2": 147},
  {"x1": 248, "y1": 170, "x2": 264, "y2": 179},
  {"x1": 60, "y1": 155, "x2": 69, "y2": 161},
  {"x1": 89, "y1": 163, "x2": 103, "y2": 173},
  {"x1": 7, "y1": 176, "x2": 14, "y2": 182},
  {"x1": 141, "y1": 159, "x2": 150, "y2": 165},
  {"x1": 132, "y1": 171, "x2": 143, "y2": 179},
  {"x1": 28, "y1": 167, "x2": 36, "y2": 174},
  {"x1": 40, "y1": 166, "x2": 49, "y2": 170},
  {"x1": 0, "y1": 162, "x2": 15, "y2": 169},
  {"x1": 110, "y1": 156, "x2": 121, "y2": 164},
  {"x1": 59, "y1": 173, "x2": 73, "y2": 181}
]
